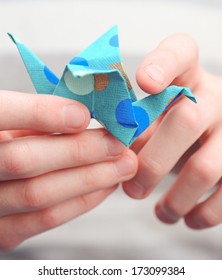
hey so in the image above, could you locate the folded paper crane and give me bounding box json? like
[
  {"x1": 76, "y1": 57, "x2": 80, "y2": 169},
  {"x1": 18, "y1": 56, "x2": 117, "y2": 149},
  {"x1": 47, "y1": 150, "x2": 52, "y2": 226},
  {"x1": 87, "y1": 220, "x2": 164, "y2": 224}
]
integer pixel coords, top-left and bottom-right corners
[{"x1": 8, "y1": 26, "x2": 196, "y2": 146}]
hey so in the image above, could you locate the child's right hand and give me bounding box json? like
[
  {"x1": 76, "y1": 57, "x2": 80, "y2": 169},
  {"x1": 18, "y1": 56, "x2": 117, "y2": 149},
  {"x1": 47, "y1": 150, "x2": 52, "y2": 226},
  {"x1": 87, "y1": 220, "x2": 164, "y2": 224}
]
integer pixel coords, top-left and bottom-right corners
[{"x1": 0, "y1": 91, "x2": 137, "y2": 250}]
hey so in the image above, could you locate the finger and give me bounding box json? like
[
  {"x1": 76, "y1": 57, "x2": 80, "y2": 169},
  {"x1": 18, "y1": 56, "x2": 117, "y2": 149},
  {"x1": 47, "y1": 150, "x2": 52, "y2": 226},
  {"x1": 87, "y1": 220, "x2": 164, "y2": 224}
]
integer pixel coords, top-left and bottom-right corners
[
  {"x1": 0, "y1": 129, "x2": 126, "y2": 180},
  {"x1": 0, "y1": 131, "x2": 14, "y2": 141},
  {"x1": 123, "y1": 94, "x2": 209, "y2": 199},
  {"x1": 155, "y1": 128, "x2": 222, "y2": 224},
  {"x1": 0, "y1": 186, "x2": 115, "y2": 250},
  {"x1": 0, "y1": 150, "x2": 137, "y2": 216},
  {"x1": 136, "y1": 34, "x2": 201, "y2": 94},
  {"x1": 0, "y1": 90, "x2": 90, "y2": 132},
  {"x1": 185, "y1": 182, "x2": 222, "y2": 230},
  {"x1": 9, "y1": 130, "x2": 47, "y2": 138},
  {"x1": 0, "y1": 130, "x2": 47, "y2": 142},
  {"x1": 130, "y1": 116, "x2": 163, "y2": 154}
]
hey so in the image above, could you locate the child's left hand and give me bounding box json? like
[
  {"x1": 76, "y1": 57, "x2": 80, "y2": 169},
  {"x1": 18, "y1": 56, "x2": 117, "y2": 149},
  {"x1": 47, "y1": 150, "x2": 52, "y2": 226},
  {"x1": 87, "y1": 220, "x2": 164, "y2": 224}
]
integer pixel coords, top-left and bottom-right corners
[{"x1": 123, "y1": 34, "x2": 222, "y2": 229}]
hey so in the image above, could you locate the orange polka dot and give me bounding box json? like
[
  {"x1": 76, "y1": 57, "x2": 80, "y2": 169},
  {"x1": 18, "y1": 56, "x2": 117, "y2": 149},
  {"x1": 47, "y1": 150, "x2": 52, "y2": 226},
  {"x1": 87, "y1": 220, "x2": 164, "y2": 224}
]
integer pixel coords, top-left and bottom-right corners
[{"x1": 94, "y1": 74, "x2": 110, "y2": 91}]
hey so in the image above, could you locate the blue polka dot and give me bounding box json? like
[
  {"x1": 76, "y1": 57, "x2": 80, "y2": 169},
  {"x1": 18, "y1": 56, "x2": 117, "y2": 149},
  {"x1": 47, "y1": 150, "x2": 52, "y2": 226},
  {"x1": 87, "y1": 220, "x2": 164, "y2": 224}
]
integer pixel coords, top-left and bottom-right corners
[
  {"x1": 109, "y1": 35, "x2": 119, "y2": 47},
  {"x1": 133, "y1": 106, "x2": 150, "y2": 137},
  {"x1": 44, "y1": 66, "x2": 59, "y2": 85},
  {"x1": 69, "y1": 57, "x2": 89, "y2": 66},
  {"x1": 115, "y1": 99, "x2": 137, "y2": 128}
]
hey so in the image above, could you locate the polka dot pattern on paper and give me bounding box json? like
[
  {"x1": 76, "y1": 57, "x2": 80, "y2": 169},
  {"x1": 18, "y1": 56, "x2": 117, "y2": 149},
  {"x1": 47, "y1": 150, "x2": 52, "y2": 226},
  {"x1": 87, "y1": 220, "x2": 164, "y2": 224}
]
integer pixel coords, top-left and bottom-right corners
[
  {"x1": 11, "y1": 26, "x2": 196, "y2": 146},
  {"x1": 44, "y1": 66, "x2": 59, "y2": 85},
  {"x1": 109, "y1": 35, "x2": 119, "y2": 47},
  {"x1": 132, "y1": 105, "x2": 150, "y2": 137},
  {"x1": 94, "y1": 74, "x2": 110, "y2": 91},
  {"x1": 115, "y1": 99, "x2": 150, "y2": 137},
  {"x1": 115, "y1": 99, "x2": 137, "y2": 128},
  {"x1": 64, "y1": 71, "x2": 94, "y2": 95},
  {"x1": 69, "y1": 57, "x2": 89, "y2": 66}
]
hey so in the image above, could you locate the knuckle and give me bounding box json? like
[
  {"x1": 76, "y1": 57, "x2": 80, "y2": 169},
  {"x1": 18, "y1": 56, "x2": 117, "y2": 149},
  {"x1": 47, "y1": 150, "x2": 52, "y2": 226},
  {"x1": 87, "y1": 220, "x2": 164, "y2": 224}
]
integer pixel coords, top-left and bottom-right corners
[
  {"x1": 163, "y1": 196, "x2": 182, "y2": 218},
  {"x1": 187, "y1": 156, "x2": 216, "y2": 184},
  {"x1": 21, "y1": 179, "x2": 45, "y2": 209},
  {"x1": 140, "y1": 156, "x2": 165, "y2": 179},
  {"x1": 172, "y1": 104, "x2": 202, "y2": 131},
  {"x1": 83, "y1": 164, "x2": 114, "y2": 190},
  {"x1": 3, "y1": 142, "x2": 30, "y2": 177},
  {"x1": 69, "y1": 137, "x2": 87, "y2": 165},
  {"x1": 76, "y1": 195, "x2": 91, "y2": 213},
  {"x1": 68, "y1": 130, "x2": 108, "y2": 166},
  {"x1": 39, "y1": 208, "x2": 60, "y2": 230},
  {"x1": 31, "y1": 96, "x2": 49, "y2": 127},
  {"x1": 30, "y1": 95, "x2": 72, "y2": 131},
  {"x1": 83, "y1": 167, "x2": 99, "y2": 189}
]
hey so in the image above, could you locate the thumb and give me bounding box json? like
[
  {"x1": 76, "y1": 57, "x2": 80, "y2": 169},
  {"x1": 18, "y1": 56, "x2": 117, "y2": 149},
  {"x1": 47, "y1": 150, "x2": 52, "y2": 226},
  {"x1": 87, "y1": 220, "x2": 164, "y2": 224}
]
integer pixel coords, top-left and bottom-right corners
[{"x1": 136, "y1": 33, "x2": 200, "y2": 94}]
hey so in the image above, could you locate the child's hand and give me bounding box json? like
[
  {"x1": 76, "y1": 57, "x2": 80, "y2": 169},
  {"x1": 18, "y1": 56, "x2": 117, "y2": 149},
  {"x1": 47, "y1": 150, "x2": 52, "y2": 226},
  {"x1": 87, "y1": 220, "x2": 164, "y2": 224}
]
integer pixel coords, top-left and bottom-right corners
[
  {"x1": 123, "y1": 34, "x2": 222, "y2": 229},
  {"x1": 0, "y1": 91, "x2": 137, "y2": 250}
]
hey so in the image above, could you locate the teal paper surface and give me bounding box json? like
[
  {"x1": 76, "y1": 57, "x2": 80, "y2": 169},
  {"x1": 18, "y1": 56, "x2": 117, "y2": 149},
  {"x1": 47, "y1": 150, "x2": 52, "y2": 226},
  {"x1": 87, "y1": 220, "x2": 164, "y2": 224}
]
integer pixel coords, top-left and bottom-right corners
[{"x1": 8, "y1": 27, "x2": 196, "y2": 146}]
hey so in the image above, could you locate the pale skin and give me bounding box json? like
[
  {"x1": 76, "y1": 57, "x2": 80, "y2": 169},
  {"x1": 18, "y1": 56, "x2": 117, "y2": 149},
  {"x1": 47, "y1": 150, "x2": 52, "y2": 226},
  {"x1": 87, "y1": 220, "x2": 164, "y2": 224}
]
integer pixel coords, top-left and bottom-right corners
[
  {"x1": 123, "y1": 34, "x2": 222, "y2": 230},
  {"x1": 0, "y1": 91, "x2": 138, "y2": 250},
  {"x1": 1, "y1": 34, "x2": 221, "y2": 251}
]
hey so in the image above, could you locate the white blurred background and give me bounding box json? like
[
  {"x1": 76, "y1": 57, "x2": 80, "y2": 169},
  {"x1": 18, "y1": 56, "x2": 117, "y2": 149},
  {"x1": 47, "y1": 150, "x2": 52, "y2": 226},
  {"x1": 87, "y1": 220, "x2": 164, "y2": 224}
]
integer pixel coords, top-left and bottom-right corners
[{"x1": 0, "y1": 0, "x2": 222, "y2": 260}]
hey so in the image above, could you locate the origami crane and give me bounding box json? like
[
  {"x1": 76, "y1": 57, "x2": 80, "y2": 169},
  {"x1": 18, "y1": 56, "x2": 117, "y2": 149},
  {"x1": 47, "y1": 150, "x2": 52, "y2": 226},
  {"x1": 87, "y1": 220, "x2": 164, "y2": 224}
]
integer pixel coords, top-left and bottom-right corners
[{"x1": 8, "y1": 26, "x2": 196, "y2": 146}]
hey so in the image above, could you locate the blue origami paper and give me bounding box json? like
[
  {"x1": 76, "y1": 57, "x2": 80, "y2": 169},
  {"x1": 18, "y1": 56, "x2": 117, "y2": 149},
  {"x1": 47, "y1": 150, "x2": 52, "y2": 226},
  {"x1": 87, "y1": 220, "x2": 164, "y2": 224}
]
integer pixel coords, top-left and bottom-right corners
[{"x1": 8, "y1": 26, "x2": 196, "y2": 146}]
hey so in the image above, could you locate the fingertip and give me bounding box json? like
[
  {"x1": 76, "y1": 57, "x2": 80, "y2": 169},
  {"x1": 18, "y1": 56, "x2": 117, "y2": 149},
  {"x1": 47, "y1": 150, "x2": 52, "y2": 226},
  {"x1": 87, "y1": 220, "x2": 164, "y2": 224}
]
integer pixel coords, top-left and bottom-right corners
[
  {"x1": 122, "y1": 172, "x2": 152, "y2": 200},
  {"x1": 155, "y1": 203, "x2": 176, "y2": 224},
  {"x1": 184, "y1": 212, "x2": 207, "y2": 230},
  {"x1": 124, "y1": 149, "x2": 139, "y2": 176},
  {"x1": 136, "y1": 65, "x2": 166, "y2": 94},
  {"x1": 155, "y1": 202, "x2": 179, "y2": 224},
  {"x1": 122, "y1": 179, "x2": 146, "y2": 199},
  {"x1": 63, "y1": 102, "x2": 90, "y2": 132},
  {"x1": 184, "y1": 215, "x2": 200, "y2": 230},
  {"x1": 136, "y1": 33, "x2": 199, "y2": 95},
  {"x1": 80, "y1": 103, "x2": 91, "y2": 128}
]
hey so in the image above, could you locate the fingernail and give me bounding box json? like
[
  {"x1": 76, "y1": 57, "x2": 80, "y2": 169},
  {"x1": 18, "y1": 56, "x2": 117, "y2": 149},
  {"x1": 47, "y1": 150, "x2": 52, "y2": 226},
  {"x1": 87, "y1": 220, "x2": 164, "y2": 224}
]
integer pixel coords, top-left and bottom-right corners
[
  {"x1": 155, "y1": 203, "x2": 179, "y2": 224},
  {"x1": 144, "y1": 64, "x2": 165, "y2": 84},
  {"x1": 64, "y1": 105, "x2": 86, "y2": 128},
  {"x1": 104, "y1": 134, "x2": 125, "y2": 156},
  {"x1": 124, "y1": 179, "x2": 147, "y2": 198},
  {"x1": 115, "y1": 155, "x2": 136, "y2": 176},
  {"x1": 186, "y1": 215, "x2": 204, "y2": 229}
]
